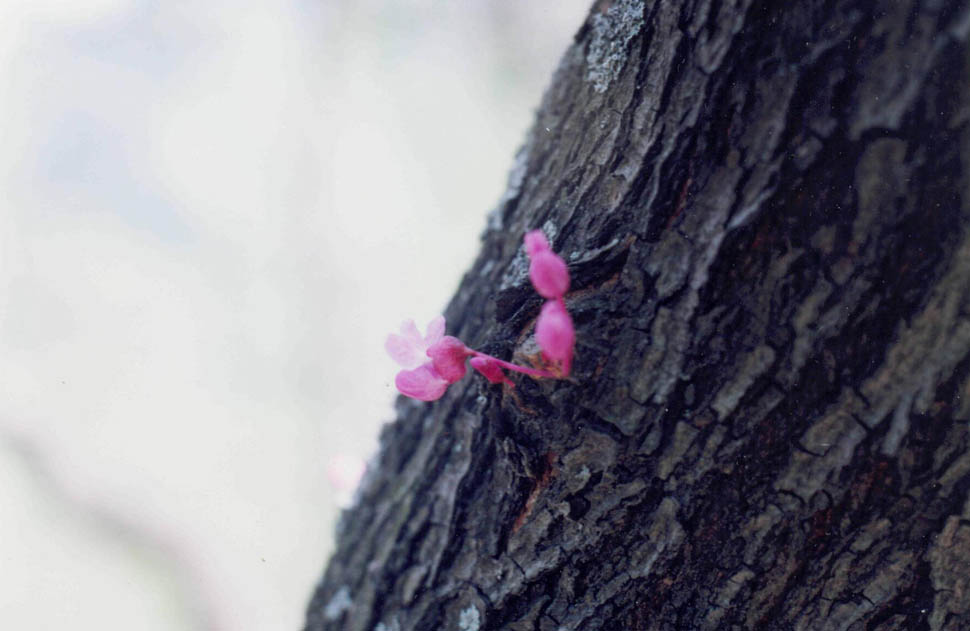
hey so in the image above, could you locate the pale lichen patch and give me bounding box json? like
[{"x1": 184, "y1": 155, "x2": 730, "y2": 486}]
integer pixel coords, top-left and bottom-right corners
[
  {"x1": 585, "y1": 0, "x2": 645, "y2": 93},
  {"x1": 880, "y1": 389, "x2": 914, "y2": 456},
  {"x1": 458, "y1": 605, "x2": 481, "y2": 631},
  {"x1": 323, "y1": 586, "x2": 352, "y2": 621}
]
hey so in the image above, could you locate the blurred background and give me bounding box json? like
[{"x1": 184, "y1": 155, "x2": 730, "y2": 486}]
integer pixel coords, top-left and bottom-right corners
[{"x1": 0, "y1": 1, "x2": 588, "y2": 629}]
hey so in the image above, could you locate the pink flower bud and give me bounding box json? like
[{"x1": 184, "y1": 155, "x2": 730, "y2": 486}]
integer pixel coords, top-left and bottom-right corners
[
  {"x1": 524, "y1": 230, "x2": 569, "y2": 299},
  {"x1": 470, "y1": 357, "x2": 514, "y2": 386},
  {"x1": 427, "y1": 335, "x2": 470, "y2": 383},
  {"x1": 536, "y1": 299, "x2": 574, "y2": 376},
  {"x1": 524, "y1": 230, "x2": 550, "y2": 257},
  {"x1": 394, "y1": 363, "x2": 450, "y2": 401},
  {"x1": 529, "y1": 250, "x2": 569, "y2": 299}
]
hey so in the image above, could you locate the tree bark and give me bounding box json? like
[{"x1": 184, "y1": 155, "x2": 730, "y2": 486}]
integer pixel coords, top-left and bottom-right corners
[{"x1": 306, "y1": 1, "x2": 970, "y2": 629}]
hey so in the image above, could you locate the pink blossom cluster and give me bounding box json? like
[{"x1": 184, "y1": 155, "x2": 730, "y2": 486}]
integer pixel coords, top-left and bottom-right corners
[{"x1": 386, "y1": 230, "x2": 575, "y2": 401}]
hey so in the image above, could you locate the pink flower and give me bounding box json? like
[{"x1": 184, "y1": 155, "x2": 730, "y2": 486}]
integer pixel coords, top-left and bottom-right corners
[
  {"x1": 427, "y1": 335, "x2": 471, "y2": 383},
  {"x1": 386, "y1": 317, "x2": 450, "y2": 401},
  {"x1": 524, "y1": 230, "x2": 569, "y2": 299},
  {"x1": 386, "y1": 230, "x2": 577, "y2": 401},
  {"x1": 536, "y1": 299, "x2": 574, "y2": 377}
]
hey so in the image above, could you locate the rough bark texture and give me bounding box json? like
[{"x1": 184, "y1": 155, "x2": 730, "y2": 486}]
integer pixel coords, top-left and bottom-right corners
[{"x1": 306, "y1": 1, "x2": 970, "y2": 629}]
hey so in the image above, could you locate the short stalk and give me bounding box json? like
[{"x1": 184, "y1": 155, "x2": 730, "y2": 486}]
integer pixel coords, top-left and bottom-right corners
[{"x1": 469, "y1": 350, "x2": 557, "y2": 379}]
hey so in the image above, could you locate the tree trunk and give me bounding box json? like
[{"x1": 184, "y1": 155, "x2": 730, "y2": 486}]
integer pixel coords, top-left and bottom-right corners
[{"x1": 305, "y1": 0, "x2": 970, "y2": 629}]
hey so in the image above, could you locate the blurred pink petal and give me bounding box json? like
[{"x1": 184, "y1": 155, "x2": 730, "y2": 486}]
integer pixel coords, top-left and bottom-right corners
[
  {"x1": 326, "y1": 455, "x2": 366, "y2": 508},
  {"x1": 326, "y1": 456, "x2": 365, "y2": 494}
]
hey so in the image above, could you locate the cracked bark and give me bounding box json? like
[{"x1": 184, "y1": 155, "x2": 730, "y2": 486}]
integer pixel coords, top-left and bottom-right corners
[{"x1": 306, "y1": 1, "x2": 970, "y2": 629}]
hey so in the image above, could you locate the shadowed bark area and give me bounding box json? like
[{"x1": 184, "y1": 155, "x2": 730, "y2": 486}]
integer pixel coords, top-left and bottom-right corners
[{"x1": 306, "y1": 1, "x2": 970, "y2": 629}]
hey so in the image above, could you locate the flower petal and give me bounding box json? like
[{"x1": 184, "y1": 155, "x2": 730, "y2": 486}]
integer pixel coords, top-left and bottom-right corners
[
  {"x1": 385, "y1": 332, "x2": 426, "y2": 369},
  {"x1": 399, "y1": 319, "x2": 423, "y2": 345},
  {"x1": 395, "y1": 363, "x2": 450, "y2": 401},
  {"x1": 424, "y1": 315, "x2": 446, "y2": 345}
]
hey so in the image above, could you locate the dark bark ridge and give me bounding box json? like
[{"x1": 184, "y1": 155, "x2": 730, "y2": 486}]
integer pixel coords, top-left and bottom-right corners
[{"x1": 307, "y1": 1, "x2": 970, "y2": 630}]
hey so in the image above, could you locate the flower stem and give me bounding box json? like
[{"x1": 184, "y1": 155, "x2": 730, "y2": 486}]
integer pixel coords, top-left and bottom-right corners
[{"x1": 469, "y1": 350, "x2": 557, "y2": 379}]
